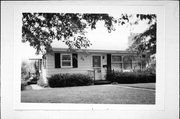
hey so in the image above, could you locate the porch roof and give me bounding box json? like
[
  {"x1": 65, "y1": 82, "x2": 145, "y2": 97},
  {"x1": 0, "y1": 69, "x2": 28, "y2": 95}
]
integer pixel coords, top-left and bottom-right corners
[{"x1": 52, "y1": 48, "x2": 136, "y2": 54}]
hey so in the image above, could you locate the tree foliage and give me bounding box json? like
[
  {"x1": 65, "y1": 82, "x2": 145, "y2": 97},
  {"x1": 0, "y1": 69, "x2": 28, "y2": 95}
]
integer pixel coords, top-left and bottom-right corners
[
  {"x1": 128, "y1": 15, "x2": 156, "y2": 55},
  {"x1": 22, "y1": 13, "x2": 156, "y2": 54},
  {"x1": 22, "y1": 13, "x2": 118, "y2": 54},
  {"x1": 127, "y1": 14, "x2": 156, "y2": 73}
]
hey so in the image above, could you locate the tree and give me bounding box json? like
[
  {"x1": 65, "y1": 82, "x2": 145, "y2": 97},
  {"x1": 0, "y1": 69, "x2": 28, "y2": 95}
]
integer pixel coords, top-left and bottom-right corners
[
  {"x1": 22, "y1": 13, "x2": 118, "y2": 54},
  {"x1": 128, "y1": 22, "x2": 156, "y2": 55},
  {"x1": 22, "y1": 13, "x2": 156, "y2": 54},
  {"x1": 127, "y1": 14, "x2": 156, "y2": 72}
]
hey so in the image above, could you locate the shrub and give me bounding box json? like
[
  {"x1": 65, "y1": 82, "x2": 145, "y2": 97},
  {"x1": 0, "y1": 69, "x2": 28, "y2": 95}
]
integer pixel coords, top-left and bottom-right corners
[
  {"x1": 21, "y1": 80, "x2": 28, "y2": 91},
  {"x1": 48, "y1": 73, "x2": 93, "y2": 87},
  {"x1": 21, "y1": 61, "x2": 30, "y2": 80},
  {"x1": 106, "y1": 71, "x2": 156, "y2": 84}
]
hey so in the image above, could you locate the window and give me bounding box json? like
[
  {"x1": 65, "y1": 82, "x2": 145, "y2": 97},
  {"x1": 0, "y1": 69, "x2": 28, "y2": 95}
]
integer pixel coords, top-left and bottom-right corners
[
  {"x1": 123, "y1": 56, "x2": 132, "y2": 70},
  {"x1": 93, "y1": 56, "x2": 101, "y2": 67},
  {"x1": 111, "y1": 55, "x2": 122, "y2": 71},
  {"x1": 112, "y1": 55, "x2": 122, "y2": 63},
  {"x1": 55, "y1": 53, "x2": 78, "y2": 68},
  {"x1": 112, "y1": 63, "x2": 122, "y2": 71},
  {"x1": 61, "y1": 54, "x2": 72, "y2": 68}
]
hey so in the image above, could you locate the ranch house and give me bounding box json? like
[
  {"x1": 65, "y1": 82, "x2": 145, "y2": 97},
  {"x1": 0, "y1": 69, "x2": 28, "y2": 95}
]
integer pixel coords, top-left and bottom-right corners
[{"x1": 40, "y1": 48, "x2": 147, "y2": 84}]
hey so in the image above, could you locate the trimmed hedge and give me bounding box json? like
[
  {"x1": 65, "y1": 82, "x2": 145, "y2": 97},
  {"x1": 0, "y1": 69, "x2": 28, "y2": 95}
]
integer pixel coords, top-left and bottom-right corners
[
  {"x1": 48, "y1": 73, "x2": 93, "y2": 87},
  {"x1": 106, "y1": 71, "x2": 155, "y2": 83}
]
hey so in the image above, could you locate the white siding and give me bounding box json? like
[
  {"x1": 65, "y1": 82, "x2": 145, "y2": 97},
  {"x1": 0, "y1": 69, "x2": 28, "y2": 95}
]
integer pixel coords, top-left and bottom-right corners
[
  {"x1": 44, "y1": 52, "x2": 142, "y2": 81},
  {"x1": 46, "y1": 53, "x2": 95, "y2": 78}
]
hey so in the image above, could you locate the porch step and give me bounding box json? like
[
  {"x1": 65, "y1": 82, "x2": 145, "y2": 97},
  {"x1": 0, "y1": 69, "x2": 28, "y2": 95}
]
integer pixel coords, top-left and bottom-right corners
[{"x1": 94, "y1": 80, "x2": 111, "y2": 85}]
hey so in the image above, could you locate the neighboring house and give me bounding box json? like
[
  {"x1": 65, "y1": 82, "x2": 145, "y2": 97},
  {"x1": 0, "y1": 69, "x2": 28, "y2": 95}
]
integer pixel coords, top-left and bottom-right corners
[{"x1": 40, "y1": 48, "x2": 147, "y2": 84}]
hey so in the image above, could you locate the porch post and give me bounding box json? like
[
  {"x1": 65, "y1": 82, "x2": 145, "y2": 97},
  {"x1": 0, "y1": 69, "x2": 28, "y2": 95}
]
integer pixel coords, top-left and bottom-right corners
[{"x1": 122, "y1": 55, "x2": 124, "y2": 71}]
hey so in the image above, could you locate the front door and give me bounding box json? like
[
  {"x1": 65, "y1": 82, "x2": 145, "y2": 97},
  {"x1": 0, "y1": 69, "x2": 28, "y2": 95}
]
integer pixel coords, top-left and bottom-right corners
[{"x1": 92, "y1": 56, "x2": 101, "y2": 80}]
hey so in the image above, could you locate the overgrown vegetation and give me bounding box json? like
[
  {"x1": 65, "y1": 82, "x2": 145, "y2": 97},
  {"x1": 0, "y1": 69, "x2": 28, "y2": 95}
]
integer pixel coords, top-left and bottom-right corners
[
  {"x1": 21, "y1": 80, "x2": 28, "y2": 91},
  {"x1": 48, "y1": 73, "x2": 93, "y2": 87},
  {"x1": 21, "y1": 60, "x2": 40, "y2": 90},
  {"x1": 21, "y1": 61, "x2": 30, "y2": 90},
  {"x1": 21, "y1": 61, "x2": 30, "y2": 80}
]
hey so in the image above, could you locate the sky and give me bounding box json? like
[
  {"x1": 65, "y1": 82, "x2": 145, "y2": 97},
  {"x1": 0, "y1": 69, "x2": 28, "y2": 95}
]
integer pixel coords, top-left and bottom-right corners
[
  {"x1": 21, "y1": 14, "x2": 150, "y2": 59},
  {"x1": 51, "y1": 21, "x2": 131, "y2": 50}
]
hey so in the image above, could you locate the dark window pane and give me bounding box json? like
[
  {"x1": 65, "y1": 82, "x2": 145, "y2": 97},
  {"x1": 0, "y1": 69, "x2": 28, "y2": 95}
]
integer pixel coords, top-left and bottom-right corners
[
  {"x1": 93, "y1": 56, "x2": 101, "y2": 67},
  {"x1": 62, "y1": 61, "x2": 71, "y2": 66},
  {"x1": 112, "y1": 56, "x2": 122, "y2": 62},
  {"x1": 62, "y1": 55, "x2": 71, "y2": 60},
  {"x1": 123, "y1": 56, "x2": 132, "y2": 69}
]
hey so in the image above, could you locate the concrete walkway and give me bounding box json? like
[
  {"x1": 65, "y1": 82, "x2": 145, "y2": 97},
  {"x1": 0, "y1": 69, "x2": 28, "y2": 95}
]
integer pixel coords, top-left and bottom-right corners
[{"x1": 30, "y1": 84, "x2": 44, "y2": 90}]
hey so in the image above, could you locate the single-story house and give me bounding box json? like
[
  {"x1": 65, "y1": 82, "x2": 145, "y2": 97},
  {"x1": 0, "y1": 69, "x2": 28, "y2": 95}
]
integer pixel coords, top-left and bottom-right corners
[{"x1": 40, "y1": 48, "x2": 147, "y2": 84}]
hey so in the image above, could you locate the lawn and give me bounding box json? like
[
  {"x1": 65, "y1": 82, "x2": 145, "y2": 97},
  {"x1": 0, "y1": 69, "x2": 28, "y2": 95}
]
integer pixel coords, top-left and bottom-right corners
[
  {"x1": 119, "y1": 83, "x2": 155, "y2": 89},
  {"x1": 21, "y1": 83, "x2": 155, "y2": 104}
]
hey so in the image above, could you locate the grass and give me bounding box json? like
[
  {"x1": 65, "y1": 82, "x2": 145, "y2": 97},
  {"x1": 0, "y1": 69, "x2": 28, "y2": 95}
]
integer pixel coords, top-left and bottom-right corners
[
  {"x1": 21, "y1": 83, "x2": 155, "y2": 104},
  {"x1": 119, "y1": 83, "x2": 155, "y2": 89}
]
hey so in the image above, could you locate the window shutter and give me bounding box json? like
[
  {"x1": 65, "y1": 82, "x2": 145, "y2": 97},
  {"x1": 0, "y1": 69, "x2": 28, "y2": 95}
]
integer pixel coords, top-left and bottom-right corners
[
  {"x1": 72, "y1": 53, "x2": 78, "y2": 68},
  {"x1": 107, "y1": 54, "x2": 111, "y2": 72},
  {"x1": 55, "y1": 53, "x2": 61, "y2": 68}
]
